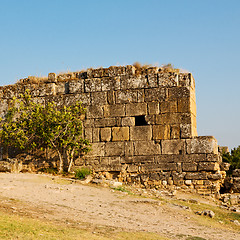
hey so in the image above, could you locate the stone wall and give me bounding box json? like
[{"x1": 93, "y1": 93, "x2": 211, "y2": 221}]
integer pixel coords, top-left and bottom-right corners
[{"x1": 0, "y1": 65, "x2": 226, "y2": 194}]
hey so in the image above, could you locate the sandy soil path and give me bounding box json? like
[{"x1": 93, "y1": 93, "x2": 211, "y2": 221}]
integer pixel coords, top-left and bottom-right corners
[{"x1": 0, "y1": 173, "x2": 239, "y2": 240}]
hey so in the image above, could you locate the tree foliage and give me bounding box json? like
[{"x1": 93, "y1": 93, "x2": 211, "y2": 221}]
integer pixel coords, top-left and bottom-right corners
[
  {"x1": 0, "y1": 91, "x2": 91, "y2": 172},
  {"x1": 222, "y1": 145, "x2": 240, "y2": 174}
]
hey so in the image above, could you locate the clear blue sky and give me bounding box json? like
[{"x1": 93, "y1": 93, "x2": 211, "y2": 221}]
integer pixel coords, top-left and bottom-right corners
[{"x1": 0, "y1": 0, "x2": 239, "y2": 150}]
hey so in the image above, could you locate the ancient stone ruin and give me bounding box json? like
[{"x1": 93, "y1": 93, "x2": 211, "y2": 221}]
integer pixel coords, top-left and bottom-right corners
[{"x1": 0, "y1": 65, "x2": 227, "y2": 194}]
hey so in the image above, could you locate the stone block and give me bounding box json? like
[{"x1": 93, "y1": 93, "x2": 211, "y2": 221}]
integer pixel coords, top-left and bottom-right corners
[
  {"x1": 85, "y1": 78, "x2": 102, "y2": 92},
  {"x1": 148, "y1": 102, "x2": 159, "y2": 115},
  {"x1": 126, "y1": 103, "x2": 147, "y2": 116},
  {"x1": 102, "y1": 76, "x2": 120, "y2": 91},
  {"x1": 156, "y1": 113, "x2": 192, "y2": 125},
  {"x1": 104, "y1": 142, "x2": 125, "y2": 156},
  {"x1": 133, "y1": 141, "x2": 160, "y2": 155},
  {"x1": 122, "y1": 156, "x2": 155, "y2": 164},
  {"x1": 152, "y1": 125, "x2": 170, "y2": 140},
  {"x1": 145, "y1": 115, "x2": 156, "y2": 125},
  {"x1": 182, "y1": 154, "x2": 206, "y2": 163},
  {"x1": 84, "y1": 128, "x2": 93, "y2": 142},
  {"x1": 124, "y1": 142, "x2": 134, "y2": 156},
  {"x1": 186, "y1": 136, "x2": 218, "y2": 154},
  {"x1": 95, "y1": 118, "x2": 117, "y2": 128},
  {"x1": 130, "y1": 126, "x2": 152, "y2": 141},
  {"x1": 170, "y1": 125, "x2": 180, "y2": 139},
  {"x1": 158, "y1": 71, "x2": 178, "y2": 87},
  {"x1": 142, "y1": 163, "x2": 177, "y2": 172},
  {"x1": 168, "y1": 87, "x2": 190, "y2": 99},
  {"x1": 144, "y1": 88, "x2": 167, "y2": 102},
  {"x1": 160, "y1": 100, "x2": 177, "y2": 113},
  {"x1": 137, "y1": 89, "x2": 145, "y2": 102},
  {"x1": 185, "y1": 172, "x2": 208, "y2": 180},
  {"x1": 91, "y1": 92, "x2": 107, "y2": 105},
  {"x1": 180, "y1": 124, "x2": 192, "y2": 138},
  {"x1": 48, "y1": 73, "x2": 56, "y2": 82},
  {"x1": 122, "y1": 117, "x2": 135, "y2": 126},
  {"x1": 198, "y1": 162, "x2": 220, "y2": 171},
  {"x1": 107, "y1": 91, "x2": 115, "y2": 104},
  {"x1": 182, "y1": 163, "x2": 198, "y2": 172},
  {"x1": 177, "y1": 98, "x2": 190, "y2": 113},
  {"x1": 104, "y1": 104, "x2": 125, "y2": 117},
  {"x1": 121, "y1": 75, "x2": 147, "y2": 90},
  {"x1": 92, "y1": 128, "x2": 100, "y2": 142},
  {"x1": 206, "y1": 154, "x2": 221, "y2": 162},
  {"x1": 112, "y1": 127, "x2": 129, "y2": 141},
  {"x1": 76, "y1": 93, "x2": 91, "y2": 105},
  {"x1": 115, "y1": 90, "x2": 137, "y2": 104},
  {"x1": 83, "y1": 119, "x2": 94, "y2": 128},
  {"x1": 55, "y1": 82, "x2": 65, "y2": 95},
  {"x1": 87, "y1": 105, "x2": 103, "y2": 118},
  {"x1": 147, "y1": 74, "x2": 158, "y2": 87},
  {"x1": 100, "y1": 128, "x2": 111, "y2": 142},
  {"x1": 126, "y1": 165, "x2": 139, "y2": 173},
  {"x1": 69, "y1": 79, "x2": 84, "y2": 93},
  {"x1": 88, "y1": 142, "x2": 105, "y2": 156},
  {"x1": 161, "y1": 139, "x2": 186, "y2": 155}
]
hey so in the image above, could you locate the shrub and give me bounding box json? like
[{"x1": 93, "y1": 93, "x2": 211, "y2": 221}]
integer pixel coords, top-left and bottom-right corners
[
  {"x1": 74, "y1": 168, "x2": 91, "y2": 179},
  {"x1": 222, "y1": 145, "x2": 240, "y2": 174}
]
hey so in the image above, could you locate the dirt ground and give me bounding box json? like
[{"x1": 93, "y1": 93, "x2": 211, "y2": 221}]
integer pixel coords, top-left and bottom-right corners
[{"x1": 0, "y1": 173, "x2": 239, "y2": 240}]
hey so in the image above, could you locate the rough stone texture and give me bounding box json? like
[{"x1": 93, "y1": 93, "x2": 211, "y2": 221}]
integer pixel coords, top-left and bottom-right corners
[{"x1": 0, "y1": 65, "x2": 226, "y2": 195}]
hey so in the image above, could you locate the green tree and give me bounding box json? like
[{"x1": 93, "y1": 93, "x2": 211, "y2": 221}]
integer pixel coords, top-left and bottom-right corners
[
  {"x1": 0, "y1": 91, "x2": 91, "y2": 173},
  {"x1": 222, "y1": 146, "x2": 240, "y2": 174}
]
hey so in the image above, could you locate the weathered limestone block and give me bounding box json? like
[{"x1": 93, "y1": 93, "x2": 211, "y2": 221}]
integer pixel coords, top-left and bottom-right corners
[
  {"x1": 198, "y1": 162, "x2": 220, "y2": 171},
  {"x1": 148, "y1": 102, "x2": 159, "y2": 115},
  {"x1": 87, "y1": 105, "x2": 103, "y2": 118},
  {"x1": 121, "y1": 75, "x2": 147, "y2": 90},
  {"x1": 178, "y1": 73, "x2": 195, "y2": 89},
  {"x1": 152, "y1": 125, "x2": 170, "y2": 140},
  {"x1": 142, "y1": 163, "x2": 177, "y2": 171},
  {"x1": 64, "y1": 94, "x2": 91, "y2": 106},
  {"x1": 123, "y1": 155, "x2": 155, "y2": 164},
  {"x1": 146, "y1": 74, "x2": 158, "y2": 88},
  {"x1": 115, "y1": 90, "x2": 137, "y2": 104},
  {"x1": 83, "y1": 119, "x2": 94, "y2": 128},
  {"x1": 31, "y1": 83, "x2": 56, "y2": 97},
  {"x1": 190, "y1": 98, "x2": 197, "y2": 116},
  {"x1": 156, "y1": 113, "x2": 192, "y2": 125},
  {"x1": 154, "y1": 154, "x2": 177, "y2": 163},
  {"x1": 144, "y1": 115, "x2": 155, "y2": 125},
  {"x1": 102, "y1": 76, "x2": 120, "y2": 91},
  {"x1": 104, "y1": 104, "x2": 125, "y2": 117},
  {"x1": 185, "y1": 172, "x2": 208, "y2": 180},
  {"x1": 69, "y1": 79, "x2": 84, "y2": 93},
  {"x1": 0, "y1": 99, "x2": 8, "y2": 118},
  {"x1": 158, "y1": 71, "x2": 178, "y2": 87},
  {"x1": 122, "y1": 117, "x2": 135, "y2": 126},
  {"x1": 104, "y1": 142, "x2": 125, "y2": 156},
  {"x1": 112, "y1": 127, "x2": 129, "y2": 141},
  {"x1": 124, "y1": 142, "x2": 134, "y2": 156},
  {"x1": 130, "y1": 126, "x2": 152, "y2": 141},
  {"x1": 182, "y1": 162, "x2": 198, "y2": 171},
  {"x1": 168, "y1": 87, "x2": 190, "y2": 99},
  {"x1": 107, "y1": 90, "x2": 115, "y2": 105},
  {"x1": 88, "y1": 142, "x2": 105, "y2": 156},
  {"x1": 85, "y1": 78, "x2": 102, "y2": 92},
  {"x1": 182, "y1": 154, "x2": 206, "y2": 163},
  {"x1": 162, "y1": 139, "x2": 186, "y2": 155},
  {"x1": 126, "y1": 103, "x2": 147, "y2": 116},
  {"x1": 107, "y1": 66, "x2": 127, "y2": 77},
  {"x1": 177, "y1": 98, "x2": 191, "y2": 113},
  {"x1": 100, "y1": 128, "x2": 111, "y2": 142},
  {"x1": 84, "y1": 128, "x2": 93, "y2": 142},
  {"x1": 206, "y1": 154, "x2": 221, "y2": 162},
  {"x1": 137, "y1": 89, "x2": 145, "y2": 102},
  {"x1": 95, "y1": 118, "x2": 117, "y2": 128},
  {"x1": 133, "y1": 141, "x2": 160, "y2": 155},
  {"x1": 180, "y1": 124, "x2": 192, "y2": 138},
  {"x1": 160, "y1": 100, "x2": 177, "y2": 113},
  {"x1": 91, "y1": 92, "x2": 107, "y2": 105},
  {"x1": 186, "y1": 136, "x2": 218, "y2": 154},
  {"x1": 170, "y1": 125, "x2": 180, "y2": 139},
  {"x1": 48, "y1": 73, "x2": 56, "y2": 82},
  {"x1": 55, "y1": 82, "x2": 65, "y2": 95},
  {"x1": 92, "y1": 128, "x2": 100, "y2": 142},
  {"x1": 144, "y1": 88, "x2": 167, "y2": 102},
  {"x1": 126, "y1": 165, "x2": 139, "y2": 173}
]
